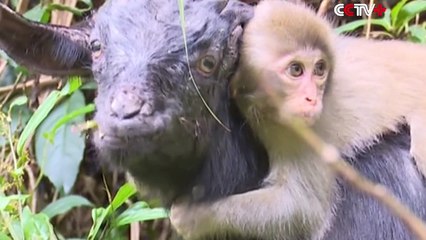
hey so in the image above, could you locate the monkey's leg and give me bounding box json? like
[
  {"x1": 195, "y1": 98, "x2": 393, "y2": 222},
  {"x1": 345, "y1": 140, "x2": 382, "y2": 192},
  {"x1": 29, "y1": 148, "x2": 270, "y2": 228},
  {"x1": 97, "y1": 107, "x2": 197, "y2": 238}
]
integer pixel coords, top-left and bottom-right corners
[
  {"x1": 170, "y1": 184, "x2": 330, "y2": 239},
  {"x1": 409, "y1": 111, "x2": 426, "y2": 177}
]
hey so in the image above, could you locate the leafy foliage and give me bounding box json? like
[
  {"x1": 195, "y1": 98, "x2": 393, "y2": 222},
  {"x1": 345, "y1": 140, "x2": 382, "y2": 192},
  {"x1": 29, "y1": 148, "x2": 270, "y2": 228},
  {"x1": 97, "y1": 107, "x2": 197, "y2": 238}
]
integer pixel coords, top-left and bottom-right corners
[
  {"x1": 88, "y1": 183, "x2": 168, "y2": 240},
  {"x1": 336, "y1": 0, "x2": 426, "y2": 43},
  {"x1": 34, "y1": 89, "x2": 86, "y2": 193},
  {"x1": 0, "y1": 1, "x2": 168, "y2": 239}
]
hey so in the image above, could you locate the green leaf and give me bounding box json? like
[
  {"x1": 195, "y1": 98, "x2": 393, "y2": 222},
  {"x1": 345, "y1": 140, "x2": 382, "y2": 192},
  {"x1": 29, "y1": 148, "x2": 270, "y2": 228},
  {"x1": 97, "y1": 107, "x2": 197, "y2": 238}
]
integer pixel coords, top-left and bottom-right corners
[
  {"x1": 335, "y1": 10, "x2": 392, "y2": 34},
  {"x1": 21, "y1": 207, "x2": 56, "y2": 240},
  {"x1": 0, "y1": 195, "x2": 28, "y2": 211},
  {"x1": 0, "y1": 97, "x2": 31, "y2": 147},
  {"x1": 408, "y1": 25, "x2": 426, "y2": 43},
  {"x1": 41, "y1": 195, "x2": 93, "y2": 219},
  {"x1": 23, "y1": 4, "x2": 50, "y2": 23},
  {"x1": 114, "y1": 202, "x2": 168, "y2": 226},
  {"x1": 43, "y1": 104, "x2": 95, "y2": 143},
  {"x1": 9, "y1": 220, "x2": 23, "y2": 240},
  {"x1": 0, "y1": 232, "x2": 11, "y2": 240},
  {"x1": 88, "y1": 207, "x2": 110, "y2": 240},
  {"x1": 87, "y1": 183, "x2": 138, "y2": 239},
  {"x1": 381, "y1": 9, "x2": 392, "y2": 31},
  {"x1": 111, "y1": 183, "x2": 137, "y2": 210},
  {"x1": 7, "y1": 96, "x2": 28, "y2": 115},
  {"x1": 10, "y1": 0, "x2": 18, "y2": 8},
  {"x1": 391, "y1": 0, "x2": 409, "y2": 26},
  {"x1": 0, "y1": 51, "x2": 15, "y2": 69},
  {"x1": 394, "y1": 0, "x2": 426, "y2": 29},
  {"x1": 17, "y1": 80, "x2": 81, "y2": 157},
  {"x1": 46, "y1": 3, "x2": 91, "y2": 16},
  {"x1": 335, "y1": 20, "x2": 368, "y2": 34},
  {"x1": 79, "y1": 0, "x2": 93, "y2": 7},
  {"x1": 17, "y1": 91, "x2": 61, "y2": 156},
  {"x1": 62, "y1": 76, "x2": 83, "y2": 95},
  {"x1": 34, "y1": 90, "x2": 86, "y2": 193},
  {"x1": 0, "y1": 65, "x2": 17, "y2": 87}
]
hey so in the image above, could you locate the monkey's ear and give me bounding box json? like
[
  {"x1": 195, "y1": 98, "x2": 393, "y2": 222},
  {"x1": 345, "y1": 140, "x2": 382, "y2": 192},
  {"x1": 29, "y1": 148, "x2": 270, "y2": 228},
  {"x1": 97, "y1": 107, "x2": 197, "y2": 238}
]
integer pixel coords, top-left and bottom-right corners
[
  {"x1": 0, "y1": 3, "x2": 92, "y2": 76},
  {"x1": 220, "y1": 0, "x2": 254, "y2": 26}
]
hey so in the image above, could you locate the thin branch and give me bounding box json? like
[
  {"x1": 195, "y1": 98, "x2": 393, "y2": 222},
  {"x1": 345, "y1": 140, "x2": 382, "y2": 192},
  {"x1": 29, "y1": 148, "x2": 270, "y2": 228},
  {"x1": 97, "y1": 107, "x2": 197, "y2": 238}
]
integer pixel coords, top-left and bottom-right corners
[
  {"x1": 288, "y1": 120, "x2": 426, "y2": 240},
  {"x1": 51, "y1": 0, "x2": 78, "y2": 26},
  {"x1": 130, "y1": 222, "x2": 140, "y2": 240},
  {"x1": 16, "y1": 0, "x2": 30, "y2": 14},
  {"x1": 0, "y1": 77, "x2": 59, "y2": 95},
  {"x1": 0, "y1": 59, "x2": 7, "y2": 74},
  {"x1": 365, "y1": 0, "x2": 374, "y2": 39},
  {"x1": 24, "y1": 164, "x2": 37, "y2": 213},
  {"x1": 317, "y1": 0, "x2": 331, "y2": 16},
  {"x1": 0, "y1": 72, "x2": 23, "y2": 109}
]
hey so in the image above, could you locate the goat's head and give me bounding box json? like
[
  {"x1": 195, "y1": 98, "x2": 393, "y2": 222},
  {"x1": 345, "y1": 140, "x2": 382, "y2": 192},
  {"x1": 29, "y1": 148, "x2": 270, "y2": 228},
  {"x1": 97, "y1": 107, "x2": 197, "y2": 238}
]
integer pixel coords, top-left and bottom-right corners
[
  {"x1": 0, "y1": 0, "x2": 262, "y2": 200},
  {"x1": 91, "y1": 0, "x2": 253, "y2": 189}
]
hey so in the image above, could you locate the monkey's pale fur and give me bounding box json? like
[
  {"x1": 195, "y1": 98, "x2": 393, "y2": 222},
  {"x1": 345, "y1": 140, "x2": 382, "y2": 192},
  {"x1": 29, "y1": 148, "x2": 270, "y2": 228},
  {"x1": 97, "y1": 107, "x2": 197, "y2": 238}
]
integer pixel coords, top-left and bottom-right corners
[{"x1": 170, "y1": 0, "x2": 426, "y2": 239}]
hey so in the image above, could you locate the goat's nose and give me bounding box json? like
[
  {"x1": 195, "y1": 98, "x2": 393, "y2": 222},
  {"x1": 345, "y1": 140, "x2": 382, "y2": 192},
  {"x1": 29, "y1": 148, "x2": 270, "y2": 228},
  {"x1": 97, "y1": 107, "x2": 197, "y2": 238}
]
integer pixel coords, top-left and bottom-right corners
[{"x1": 110, "y1": 88, "x2": 143, "y2": 119}]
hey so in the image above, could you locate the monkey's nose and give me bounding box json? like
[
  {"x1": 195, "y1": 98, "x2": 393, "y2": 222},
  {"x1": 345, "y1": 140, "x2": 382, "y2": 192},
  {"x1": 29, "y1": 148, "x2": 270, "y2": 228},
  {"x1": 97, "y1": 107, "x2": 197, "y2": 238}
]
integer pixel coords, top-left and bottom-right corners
[
  {"x1": 305, "y1": 97, "x2": 317, "y2": 105},
  {"x1": 111, "y1": 88, "x2": 143, "y2": 119}
]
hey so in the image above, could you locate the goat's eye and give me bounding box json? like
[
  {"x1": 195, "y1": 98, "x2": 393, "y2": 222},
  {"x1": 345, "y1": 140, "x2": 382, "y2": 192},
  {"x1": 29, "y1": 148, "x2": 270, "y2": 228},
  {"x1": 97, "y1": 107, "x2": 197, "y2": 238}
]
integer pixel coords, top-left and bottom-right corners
[
  {"x1": 197, "y1": 55, "x2": 217, "y2": 75},
  {"x1": 90, "y1": 40, "x2": 102, "y2": 58},
  {"x1": 286, "y1": 62, "x2": 304, "y2": 77}
]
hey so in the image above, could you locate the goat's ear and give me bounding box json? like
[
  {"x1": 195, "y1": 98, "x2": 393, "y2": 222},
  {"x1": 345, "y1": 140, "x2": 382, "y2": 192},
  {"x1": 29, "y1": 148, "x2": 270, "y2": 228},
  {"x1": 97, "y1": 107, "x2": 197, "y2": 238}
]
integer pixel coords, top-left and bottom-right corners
[
  {"x1": 0, "y1": 3, "x2": 92, "y2": 76},
  {"x1": 220, "y1": 0, "x2": 254, "y2": 26}
]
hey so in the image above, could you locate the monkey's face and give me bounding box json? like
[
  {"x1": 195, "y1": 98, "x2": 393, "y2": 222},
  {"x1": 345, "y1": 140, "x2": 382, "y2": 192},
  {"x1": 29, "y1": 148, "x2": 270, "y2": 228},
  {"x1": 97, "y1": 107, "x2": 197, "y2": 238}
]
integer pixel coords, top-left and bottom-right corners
[{"x1": 268, "y1": 49, "x2": 329, "y2": 126}]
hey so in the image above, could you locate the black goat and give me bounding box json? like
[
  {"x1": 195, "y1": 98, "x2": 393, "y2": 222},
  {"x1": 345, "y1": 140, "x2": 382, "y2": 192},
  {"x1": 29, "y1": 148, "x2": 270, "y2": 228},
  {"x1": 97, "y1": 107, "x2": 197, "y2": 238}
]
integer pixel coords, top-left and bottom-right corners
[{"x1": 0, "y1": 1, "x2": 425, "y2": 239}]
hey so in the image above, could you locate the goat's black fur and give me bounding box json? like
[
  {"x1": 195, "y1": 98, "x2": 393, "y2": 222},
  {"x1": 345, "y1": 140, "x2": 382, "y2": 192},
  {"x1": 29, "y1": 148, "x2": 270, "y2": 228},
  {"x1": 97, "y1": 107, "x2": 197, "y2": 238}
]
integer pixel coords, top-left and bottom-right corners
[{"x1": 1, "y1": 1, "x2": 426, "y2": 239}]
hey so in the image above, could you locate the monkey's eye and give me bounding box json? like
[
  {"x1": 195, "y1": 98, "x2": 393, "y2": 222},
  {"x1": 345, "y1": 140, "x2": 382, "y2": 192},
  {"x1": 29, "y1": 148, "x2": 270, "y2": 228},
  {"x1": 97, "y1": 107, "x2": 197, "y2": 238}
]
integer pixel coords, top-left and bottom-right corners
[
  {"x1": 287, "y1": 62, "x2": 304, "y2": 77},
  {"x1": 90, "y1": 40, "x2": 103, "y2": 58},
  {"x1": 197, "y1": 55, "x2": 218, "y2": 75},
  {"x1": 314, "y1": 60, "x2": 327, "y2": 77}
]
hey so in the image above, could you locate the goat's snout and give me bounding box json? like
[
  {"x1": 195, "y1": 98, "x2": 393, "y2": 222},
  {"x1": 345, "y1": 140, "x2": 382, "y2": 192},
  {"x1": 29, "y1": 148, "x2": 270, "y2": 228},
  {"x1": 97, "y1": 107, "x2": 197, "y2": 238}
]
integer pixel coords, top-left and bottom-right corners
[{"x1": 110, "y1": 86, "x2": 145, "y2": 119}]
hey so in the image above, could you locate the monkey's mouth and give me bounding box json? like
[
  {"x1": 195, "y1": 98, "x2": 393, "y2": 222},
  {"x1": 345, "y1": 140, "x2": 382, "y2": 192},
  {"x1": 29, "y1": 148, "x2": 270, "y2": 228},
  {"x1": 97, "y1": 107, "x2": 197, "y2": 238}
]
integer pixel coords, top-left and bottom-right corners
[{"x1": 298, "y1": 112, "x2": 320, "y2": 125}]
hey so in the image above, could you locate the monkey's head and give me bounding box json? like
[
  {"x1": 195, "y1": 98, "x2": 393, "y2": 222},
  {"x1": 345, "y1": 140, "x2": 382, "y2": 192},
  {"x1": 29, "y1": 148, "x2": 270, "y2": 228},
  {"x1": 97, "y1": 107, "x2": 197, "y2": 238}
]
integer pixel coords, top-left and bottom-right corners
[
  {"x1": 267, "y1": 48, "x2": 330, "y2": 126},
  {"x1": 232, "y1": 0, "x2": 334, "y2": 126}
]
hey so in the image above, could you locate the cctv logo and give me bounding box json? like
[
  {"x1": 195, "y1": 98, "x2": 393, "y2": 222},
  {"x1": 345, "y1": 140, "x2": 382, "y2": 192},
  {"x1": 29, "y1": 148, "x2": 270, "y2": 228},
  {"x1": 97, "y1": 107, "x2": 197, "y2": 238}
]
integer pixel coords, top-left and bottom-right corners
[{"x1": 334, "y1": 3, "x2": 387, "y2": 17}]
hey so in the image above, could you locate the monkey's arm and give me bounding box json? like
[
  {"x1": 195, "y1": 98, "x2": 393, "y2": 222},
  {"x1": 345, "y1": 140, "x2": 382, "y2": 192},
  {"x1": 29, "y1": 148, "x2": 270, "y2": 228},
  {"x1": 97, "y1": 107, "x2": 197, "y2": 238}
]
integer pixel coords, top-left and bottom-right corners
[
  {"x1": 170, "y1": 186, "x2": 284, "y2": 239},
  {"x1": 170, "y1": 184, "x2": 330, "y2": 239}
]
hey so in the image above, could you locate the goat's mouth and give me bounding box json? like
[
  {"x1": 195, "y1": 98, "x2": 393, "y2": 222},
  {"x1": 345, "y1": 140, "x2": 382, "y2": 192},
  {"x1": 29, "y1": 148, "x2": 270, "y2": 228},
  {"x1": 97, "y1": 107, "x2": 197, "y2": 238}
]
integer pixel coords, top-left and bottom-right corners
[
  {"x1": 94, "y1": 126, "x2": 165, "y2": 150},
  {"x1": 95, "y1": 132, "x2": 126, "y2": 149},
  {"x1": 92, "y1": 108, "x2": 174, "y2": 147}
]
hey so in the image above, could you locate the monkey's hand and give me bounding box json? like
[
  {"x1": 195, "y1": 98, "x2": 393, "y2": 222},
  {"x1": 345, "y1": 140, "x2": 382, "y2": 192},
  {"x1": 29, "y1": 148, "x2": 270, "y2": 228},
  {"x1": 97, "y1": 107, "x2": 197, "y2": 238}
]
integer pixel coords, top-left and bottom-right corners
[{"x1": 170, "y1": 200, "x2": 220, "y2": 239}]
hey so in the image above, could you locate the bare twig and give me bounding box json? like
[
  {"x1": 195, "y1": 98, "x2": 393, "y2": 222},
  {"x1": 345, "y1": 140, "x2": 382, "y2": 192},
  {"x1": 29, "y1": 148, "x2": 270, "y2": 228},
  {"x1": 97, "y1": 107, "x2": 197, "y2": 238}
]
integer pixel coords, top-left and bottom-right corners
[
  {"x1": 51, "y1": 0, "x2": 77, "y2": 26},
  {"x1": 16, "y1": 0, "x2": 30, "y2": 14},
  {"x1": 288, "y1": 120, "x2": 426, "y2": 240},
  {"x1": 365, "y1": 0, "x2": 374, "y2": 39},
  {"x1": 24, "y1": 164, "x2": 37, "y2": 212},
  {"x1": 0, "y1": 77, "x2": 59, "y2": 96},
  {"x1": 0, "y1": 72, "x2": 24, "y2": 109},
  {"x1": 130, "y1": 222, "x2": 140, "y2": 240},
  {"x1": 317, "y1": 0, "x2": 331, "y2": 16},
  {"x1": 0, "y1": 59, "x2": 7, "y2": 73}
]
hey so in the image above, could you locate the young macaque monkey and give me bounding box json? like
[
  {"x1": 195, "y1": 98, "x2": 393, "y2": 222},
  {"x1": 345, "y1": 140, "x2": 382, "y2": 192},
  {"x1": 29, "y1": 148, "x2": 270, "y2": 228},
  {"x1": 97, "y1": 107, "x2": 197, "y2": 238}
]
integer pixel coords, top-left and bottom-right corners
[{"x1": 170, "y1": 0, "x2": 426, "y2": 239}]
